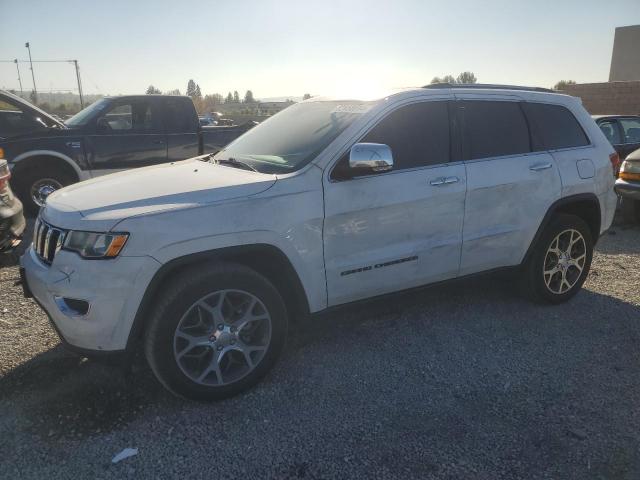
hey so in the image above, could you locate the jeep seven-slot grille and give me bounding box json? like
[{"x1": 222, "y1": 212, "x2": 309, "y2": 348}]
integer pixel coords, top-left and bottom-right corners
[{"x1": 34, "y1": 219, "x2": 67, "y2": 264}]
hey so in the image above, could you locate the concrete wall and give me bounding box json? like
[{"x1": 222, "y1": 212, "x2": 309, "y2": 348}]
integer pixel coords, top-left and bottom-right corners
[
  {"x1": 559, "y1": 81, "x2": 640, "y2": 115},
  {"x1": 610, "y1": 25, "x2": 640, "y2": 82}
]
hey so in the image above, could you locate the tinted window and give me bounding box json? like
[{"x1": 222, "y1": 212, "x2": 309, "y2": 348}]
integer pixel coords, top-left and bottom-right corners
[
  {"x1": 460, "y1": 101, "x2": 530, "y2": 160},
  {"x1": 164, "y1": 98, "x2": 198, "y2": 133},
  {"x1": 361, "y1": 101, "x2": 450, "y2": 170},
  {"x1": 97, "y1": 101, "x2": 160, "y2": 133},
  {"x1": 522, "y1": 103, "x2": 589, "y2": 150},
  {"x1": 620, "y1": 118, "x2": 640, "y2": 144},
  {"x1": 598, "y1": 120, "x2": 622, "y2": 145}
]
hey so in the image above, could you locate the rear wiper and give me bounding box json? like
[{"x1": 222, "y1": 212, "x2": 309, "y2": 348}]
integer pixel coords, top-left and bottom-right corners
[{"x1": 213, "y1": 156, "x2": 258, "y2": 172}]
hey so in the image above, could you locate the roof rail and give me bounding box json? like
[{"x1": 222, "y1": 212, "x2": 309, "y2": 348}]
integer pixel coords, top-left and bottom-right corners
[{"x1": 423, "y1": 83, "x2": 557, "y2": 94}]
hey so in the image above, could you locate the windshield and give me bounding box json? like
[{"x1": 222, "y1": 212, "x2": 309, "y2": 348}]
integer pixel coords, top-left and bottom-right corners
[
  {"x1": 212, "y1": 101, "x2": 374, "y2": 174},
  {"x1": 65, "y1": 98, "x2": 109, "y2": 127}
]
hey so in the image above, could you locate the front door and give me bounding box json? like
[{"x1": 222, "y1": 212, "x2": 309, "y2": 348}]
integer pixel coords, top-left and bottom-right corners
[
  {"x1": 323, "y1": 99, "x2": 467, "y2": 306},
  {"x1": 85, "y1": 98, "x2": 167, "y2": 173}
]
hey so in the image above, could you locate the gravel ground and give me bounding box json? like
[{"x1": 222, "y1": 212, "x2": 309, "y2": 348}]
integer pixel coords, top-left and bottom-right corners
[{"x1": 1, "y1": 219, "x2": 640, "y2": 479}]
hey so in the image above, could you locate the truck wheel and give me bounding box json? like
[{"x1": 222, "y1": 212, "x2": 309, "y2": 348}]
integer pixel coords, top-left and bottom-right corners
[
  {"x1": 521, "y1": 214, "x2": 593, "y2": 304},
  {"x1": 144, "y1": 263, "x2": 288, "y2": 400},
  {"x1": 13, "y1": 166, "x2": 75, "y2": 216}
]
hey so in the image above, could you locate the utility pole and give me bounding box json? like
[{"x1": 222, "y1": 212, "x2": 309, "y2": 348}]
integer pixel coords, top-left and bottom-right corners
[
  {"x1": 13, "y1": 59, "x2": 23, "y2": 94},
  {"x1": 25, "y1": 42, "x2": 37, "y2": 103},
  {"x1": 72, "y1": 60, "x2": 84, "y2": 109}
]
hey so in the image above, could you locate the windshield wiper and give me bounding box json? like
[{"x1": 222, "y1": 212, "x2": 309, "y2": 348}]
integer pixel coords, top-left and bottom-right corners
[{"x1": 212, "y1": 155, "x2": 258, "y2": 172}]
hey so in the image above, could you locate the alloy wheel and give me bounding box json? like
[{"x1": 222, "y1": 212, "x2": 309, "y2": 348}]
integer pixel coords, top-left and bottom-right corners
[
  {"x1": 173, "y1": 289, "x2": 272, "y2": 386},
  {"x1": 542, "y1": 229, "x2": 587, "y2": 295}
]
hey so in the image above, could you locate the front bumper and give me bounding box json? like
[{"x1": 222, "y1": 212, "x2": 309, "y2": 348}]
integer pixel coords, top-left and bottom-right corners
[
  {"x1": 21, "y1": 246, "x2": 161, "y2": 352},
  {"x1": 615, "y1": 179, "x2": 640, "y2": 200}
]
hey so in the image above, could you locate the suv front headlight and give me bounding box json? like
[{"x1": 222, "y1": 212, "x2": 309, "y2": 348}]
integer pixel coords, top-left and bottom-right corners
[{"x1": 64, "y1": 231, "x2": 129, "y2": 259}]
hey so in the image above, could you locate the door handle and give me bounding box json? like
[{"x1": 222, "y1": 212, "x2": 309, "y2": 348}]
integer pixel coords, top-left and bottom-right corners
[
  {"x1": 430, "y1": 176, "x2": 459, "y2": 186},
  {"x1": 529, "y1": 162, "x2": 552, "y2": 171}
]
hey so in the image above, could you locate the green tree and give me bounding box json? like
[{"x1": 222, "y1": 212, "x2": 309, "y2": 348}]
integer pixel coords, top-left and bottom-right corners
[
  {"x1": 194, "y1": 84, "x2": 202, "y2": 98},
  {"x1": 186, "y1": 79, "x2": 197, "y2": 97},
  {"x1": 553, "y1": 80, "x2": 576, "y2": 90},
  {"x1": 233, "y1": 90, "x2": 240, "y2": 103},
  {"x1": 430, "y1": 77, "x2": 442, "y2": 84},
  {"x1": 225, "y1": 92, "x2": 233, "y2": 103},
  {"x1": 244, "y1": 90, "x2": 255, "y2": 103},
  {"x1": 441, "y1": 75, "x2": 456, "y2": 84},
  {"x1": 302, "y1": 93, "x2": 312, "y2": 100},
  {"x1": 456, "y1": 71, "x2": 477, "y2": 84},
  {"x1": 146, "y1": 85, "x2": 162, "y2": 94},
  {"x1": 165, "y1": 88, "x2": 181, "y2": 95}
]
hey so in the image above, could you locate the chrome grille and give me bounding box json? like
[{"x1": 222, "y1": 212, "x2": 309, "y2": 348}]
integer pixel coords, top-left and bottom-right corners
[{"x1": 33, "y1": 219, "x2": 67, "y2": 264}]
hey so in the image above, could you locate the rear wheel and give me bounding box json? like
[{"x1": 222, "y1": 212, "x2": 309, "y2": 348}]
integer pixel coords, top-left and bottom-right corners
[
  {"x1": 521, "y1": 214, "x2": 593, "y2": 304},
  {"x1": 144, "y1": 263, "x2": 288, "y2": 400}
]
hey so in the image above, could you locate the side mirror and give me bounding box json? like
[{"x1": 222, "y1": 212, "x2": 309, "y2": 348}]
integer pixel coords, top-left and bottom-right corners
[{"x1": 349, "y1": 143, "x2": 393, "y2": 173}]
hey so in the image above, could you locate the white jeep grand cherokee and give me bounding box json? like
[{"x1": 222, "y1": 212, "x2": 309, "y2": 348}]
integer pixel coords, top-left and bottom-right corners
[{"x1": 21, "y1": 85, "x2": 618, "y2": 400}]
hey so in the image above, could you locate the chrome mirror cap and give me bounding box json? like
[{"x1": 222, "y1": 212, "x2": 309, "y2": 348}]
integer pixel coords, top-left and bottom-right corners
[{"x1": 349, "y1": 143, "x2": 393, "y2": 173}]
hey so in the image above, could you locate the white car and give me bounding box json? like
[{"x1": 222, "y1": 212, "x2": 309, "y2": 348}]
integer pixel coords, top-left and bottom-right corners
[{"x1": 21, "y1": 84, "x2": 618, "y2": 400}]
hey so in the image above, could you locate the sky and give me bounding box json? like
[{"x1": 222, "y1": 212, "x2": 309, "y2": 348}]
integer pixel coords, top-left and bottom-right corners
[{"x1": 1, "y1": 0, "x2": 639, "y2": 99}]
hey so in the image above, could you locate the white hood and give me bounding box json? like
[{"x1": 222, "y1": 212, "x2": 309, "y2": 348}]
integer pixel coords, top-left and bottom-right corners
[{"x1": 43, "y1": 159, "x2": 276, "y2": 229}]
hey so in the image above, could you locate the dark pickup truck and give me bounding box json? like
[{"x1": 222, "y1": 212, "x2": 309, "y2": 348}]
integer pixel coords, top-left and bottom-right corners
[{"x1": 0, "y1": 90, "x2": 256, "y2": 213}]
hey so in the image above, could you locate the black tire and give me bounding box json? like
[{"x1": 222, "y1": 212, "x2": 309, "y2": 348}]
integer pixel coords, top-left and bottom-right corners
[
  {"x1": 144, "y1": 262, "x2": 288, "y2": 401},
  {"x1": 13, "y1": 165, "x2": 76, "y2": 216},
  {"x1": 521, "y1": 214, "x2": 594, "y2": 304}
]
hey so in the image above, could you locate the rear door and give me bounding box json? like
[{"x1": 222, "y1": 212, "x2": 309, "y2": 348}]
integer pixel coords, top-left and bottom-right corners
[
  {"x1": 457, "y1": 97, "x2": 561, "y2": 275},
  {"x1": 85, "y1": 97, "x2": 167, "y2": 172},
  {"x1": 162, "y1": 97, "x2": 201, "y2": 161},
  {"x1": 323, "y1": 98, "x2": 467, "y2": 306}
]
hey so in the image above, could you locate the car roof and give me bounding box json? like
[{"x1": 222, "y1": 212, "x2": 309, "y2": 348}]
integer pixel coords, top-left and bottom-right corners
[
  {"x1": 306, "y1": 84, "x2": 573, "y2": 104},
  {"x1": 592, "y1": 114, "x2": 640, "y2": 120}
]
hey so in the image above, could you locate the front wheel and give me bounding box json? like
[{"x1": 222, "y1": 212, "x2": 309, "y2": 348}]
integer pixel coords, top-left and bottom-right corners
[
  {"x1": 521, "y1": 214, "x2": 594, "y2": 304},
  {"x1": 144, "y1": 263, "x2": 288, "y2": 400},
  {"x1": 13, "y1": 165, "x2": 75, "y2": 216}
]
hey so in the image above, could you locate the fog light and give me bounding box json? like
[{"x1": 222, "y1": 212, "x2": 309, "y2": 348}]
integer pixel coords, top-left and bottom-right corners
[{"x1": 54, "y1": 296, "x2": 90, "y2": 316}]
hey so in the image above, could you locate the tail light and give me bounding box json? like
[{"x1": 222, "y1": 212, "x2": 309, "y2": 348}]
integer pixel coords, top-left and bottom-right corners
[
  {"x1": 0, "y1": 162, "x2": 10, "y2": 190},
  {"x1": 609, "y1": 152, "x2": 621, "y2": 178}
]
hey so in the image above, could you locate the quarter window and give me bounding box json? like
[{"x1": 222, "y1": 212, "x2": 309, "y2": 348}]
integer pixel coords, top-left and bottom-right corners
[
  {"x1": 522, "y1": 102, "x2": 589, "y2": 150},
  {"x1": 460, "y1": 101, "x2": 530, "y2": 160}
]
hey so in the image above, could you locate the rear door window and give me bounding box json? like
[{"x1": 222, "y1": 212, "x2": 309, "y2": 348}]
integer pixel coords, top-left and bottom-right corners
[
  {"x1": 163, "y1": 98, "x2": 198, "y2": 133},
  {"x1": 522, "y1": 103, "x2": 589, "y2": 150},
  {"x1": 459, "y1": 101, "x2": 531, "y2": 160},
  {"x1": 620, "y1": 118, "x2": 640, "y2": 144}
]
